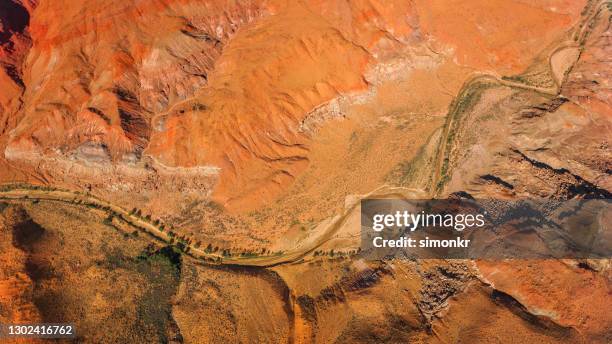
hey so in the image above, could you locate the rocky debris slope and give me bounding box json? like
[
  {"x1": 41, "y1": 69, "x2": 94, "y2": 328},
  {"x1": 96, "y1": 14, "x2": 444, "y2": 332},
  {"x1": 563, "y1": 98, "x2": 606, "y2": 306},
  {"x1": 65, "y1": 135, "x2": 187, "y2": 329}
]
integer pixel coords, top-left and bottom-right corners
[{"x1": 424, "y1": 2, "x2": 612, "y2": 341}]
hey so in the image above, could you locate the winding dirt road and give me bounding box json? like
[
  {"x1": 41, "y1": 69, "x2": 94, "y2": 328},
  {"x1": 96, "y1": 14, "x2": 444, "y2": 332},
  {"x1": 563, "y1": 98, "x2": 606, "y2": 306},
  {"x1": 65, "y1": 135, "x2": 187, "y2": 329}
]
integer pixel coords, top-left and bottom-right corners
[{"x1": 0, "y1": 184, "x2": 427, "y2": 267}]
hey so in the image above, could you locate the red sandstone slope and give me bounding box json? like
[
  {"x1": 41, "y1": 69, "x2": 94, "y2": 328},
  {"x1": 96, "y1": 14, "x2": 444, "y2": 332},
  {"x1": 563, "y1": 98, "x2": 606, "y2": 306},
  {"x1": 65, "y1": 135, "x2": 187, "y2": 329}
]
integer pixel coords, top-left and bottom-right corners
[{"x1": 0, "y1": 0, "x2": 586, "y2": 210}]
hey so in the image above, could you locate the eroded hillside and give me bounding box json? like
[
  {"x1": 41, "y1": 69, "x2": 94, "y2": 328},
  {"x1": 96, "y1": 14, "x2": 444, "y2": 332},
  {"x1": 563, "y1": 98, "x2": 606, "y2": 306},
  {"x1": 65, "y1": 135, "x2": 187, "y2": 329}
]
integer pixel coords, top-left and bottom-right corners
[{"x1": 0, "y1": 0, "x2": 589, "y2": 212}]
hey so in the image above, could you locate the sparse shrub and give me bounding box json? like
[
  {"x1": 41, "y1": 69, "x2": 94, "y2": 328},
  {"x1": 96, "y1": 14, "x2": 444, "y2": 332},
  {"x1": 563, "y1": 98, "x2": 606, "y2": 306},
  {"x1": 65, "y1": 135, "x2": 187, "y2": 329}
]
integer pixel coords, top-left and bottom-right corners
[{"x1": 103, "y1": 215, "x2": 114, "y2": 225}]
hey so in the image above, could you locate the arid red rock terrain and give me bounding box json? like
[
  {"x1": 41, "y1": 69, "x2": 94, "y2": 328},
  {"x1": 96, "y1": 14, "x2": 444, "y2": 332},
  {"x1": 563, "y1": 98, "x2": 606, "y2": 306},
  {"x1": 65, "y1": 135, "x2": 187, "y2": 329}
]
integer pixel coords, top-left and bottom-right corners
[{"x1": 0, "y1": 0, "x2": 610, "y2": 343}]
